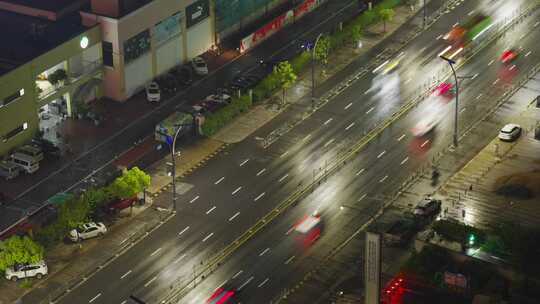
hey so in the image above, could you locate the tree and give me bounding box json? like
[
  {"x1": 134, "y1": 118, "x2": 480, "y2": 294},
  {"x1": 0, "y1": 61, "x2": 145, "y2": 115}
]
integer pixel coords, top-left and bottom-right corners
[
  {"x1": 350, "y1": 24, "x2": 362, "y2": 48},
  {"x1": 274, "y1": 61, "x2": 297, "y2": 105},
  {"x1": 108, "y1": 167, "x2": 151, "y2": 199},
  {"x1": 0, "y1": 236, "x2": 44, "y2": 272},
  {"x1": 378, "y1": 8, "x2": 395, "y2": 33},
  {"x1": 314, "y1": 35, "x2": 331, "y2": 65}
]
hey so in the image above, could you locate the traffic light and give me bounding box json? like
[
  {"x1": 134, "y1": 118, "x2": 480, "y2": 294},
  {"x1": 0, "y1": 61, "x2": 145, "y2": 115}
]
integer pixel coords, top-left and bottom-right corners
[{"x1": 468, "y1": 234, "x2": 476, "y2": 246}]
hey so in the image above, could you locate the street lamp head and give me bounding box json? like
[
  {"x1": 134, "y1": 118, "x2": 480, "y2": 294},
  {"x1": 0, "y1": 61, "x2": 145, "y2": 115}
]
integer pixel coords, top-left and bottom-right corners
[{"x1": 439, "y1": 55, "x2": 456, "y2": 65}]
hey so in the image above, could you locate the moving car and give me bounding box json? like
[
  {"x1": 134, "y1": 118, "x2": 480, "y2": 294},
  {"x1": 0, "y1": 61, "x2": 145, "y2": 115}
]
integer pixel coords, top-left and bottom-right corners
[
  {"x1": 207, "y1": 287, "x2": 237, "y2": 304},
  {"x1": 0, "y1": 160, "x2": 20, "y2": 180},
  {"x1": 191, "y1": 56, "x2": 208, "y2": 75},
  {"x1": 16, "y1": 145, "x2": 44, "y2": 162},
  {"x1": 229, "y1": 75, "x2": 260, "y2": 91},
  {"x1": 104, "y1": 197, "x2": 138, "y2": 214},
  {"x1": 500, "y1": 49, "x2": 518, "y2": 64},
  {"x1": 413, "y1": 197, "x2": 441, "y2": 217},
  {"x1": 498, "y1": 123, "x2": 521, "y2": 141},
  {"x1": 146, "y1": 81, "x2": 161, "y2": 102},
  {"x1": 5, "y1": 261, "x2": 48, "y2": 281},
  {"x1": 293, "y1": 213, "x2": 323, "y2": 246},
  {"x1": 205, "y1": 93, "x2": 232, "y2": 104},
  {"x1": 68, "y1": 222, "x2": 107, "y2": 242},
  {"x1": 432, "y1": 82, "x2": 454, "y2": 98}
]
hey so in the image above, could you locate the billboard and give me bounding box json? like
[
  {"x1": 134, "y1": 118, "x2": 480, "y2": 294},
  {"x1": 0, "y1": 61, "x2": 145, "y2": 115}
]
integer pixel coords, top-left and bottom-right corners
[{"x1": 365, "y1": 232, "x2": 381, "y2": 304}]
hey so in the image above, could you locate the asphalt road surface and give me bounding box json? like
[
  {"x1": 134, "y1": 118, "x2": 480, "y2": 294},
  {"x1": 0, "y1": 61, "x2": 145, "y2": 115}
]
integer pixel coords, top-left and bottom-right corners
[{"x1": 49, "y1": 0, "x2": 540, "y2": 303}]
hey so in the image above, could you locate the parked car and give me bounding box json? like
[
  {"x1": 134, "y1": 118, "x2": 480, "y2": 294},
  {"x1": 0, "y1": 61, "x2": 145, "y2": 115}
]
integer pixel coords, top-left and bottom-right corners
[
  {"x1": 104, "y1": 197, "x2": 138, "y2": 214},
  {"x1": 192, "y1": 100, "x2": 226, "y2": 114},
  {"x1": 16, "y1": 145, "x2": 44, "y2": 162},
  {"x1": 205, "y1": 93, "x2": 232, "y2": 104},
  {"x1": 191, "y1": 56, "x2": 208, "y2": 75},
  {"x1": 173, "y1": 65, "x2": 193, "y2": 85},
  {"x1": 31, "y1": 138, "x2": 62, "y2": 158},
  {"x1": 498, "y1": 123, "x2": 521, "y2": 141},
  {"x1": 155, "y1": 73, "x2": 178, "y2": 94},
  {"x1": 68, "y1": 222, "x2": 107, "y2": 242},
  {"x1": 413, "y1": 197, "x2": 442, "y2": 217},
  {"x1": 0, "y1": 160, "x2": 20, "y2": 180},
  {"x1": 10, "y1": 152, "x2": 39, "y2": 174},
  {"x1": 229, "y1": 75, "x2": 260, "y2": 91},
  {"x1": 5, "y1": 261, "x2": 48, "y2": 281},
  {"x1": 146, "y1": 81, "x2": 161, "y2": 102}
]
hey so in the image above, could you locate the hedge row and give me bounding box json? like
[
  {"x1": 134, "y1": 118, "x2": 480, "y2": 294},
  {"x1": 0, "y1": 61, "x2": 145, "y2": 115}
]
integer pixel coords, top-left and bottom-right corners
[
  {"x1": 433, "y1": 219, "x2": 486, "y2": 245},
  {"x1": 201, "y1": 94, "x2": 253, "y2": 136}
]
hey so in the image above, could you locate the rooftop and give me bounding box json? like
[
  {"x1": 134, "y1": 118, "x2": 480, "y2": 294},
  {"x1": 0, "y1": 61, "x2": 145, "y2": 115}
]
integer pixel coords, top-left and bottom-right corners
[
  {"x1": 0, "y1": 0, "x2": 87, "y2": 13},
  {"x1": 0, "y1": 10, "x2": 89, "y2": 76}
]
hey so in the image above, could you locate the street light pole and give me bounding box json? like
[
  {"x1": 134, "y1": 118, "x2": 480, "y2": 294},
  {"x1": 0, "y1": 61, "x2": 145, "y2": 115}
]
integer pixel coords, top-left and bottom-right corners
[
  {"x1": 423, "y1": 0, "x2": 427, "y2": 28},
  {"x1": 171, "y1": 125, "x2": 183, "y2": 212},
  {"x1": 440, "y1": 56, "x2": 459, "y2": 147},
  {"x1": 311, "y1": 33, "x2": 323, "y2": 109}
]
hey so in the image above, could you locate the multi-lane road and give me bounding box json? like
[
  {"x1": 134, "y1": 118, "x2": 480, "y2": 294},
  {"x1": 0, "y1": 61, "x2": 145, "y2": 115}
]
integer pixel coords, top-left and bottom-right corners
[{"x1": 47, "y1": 0, "x2": 540, "y2": 303}]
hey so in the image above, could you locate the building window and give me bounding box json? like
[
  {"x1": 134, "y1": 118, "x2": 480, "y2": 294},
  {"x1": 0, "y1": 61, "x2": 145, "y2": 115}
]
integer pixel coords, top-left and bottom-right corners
[
  {"x1": 2, "y1": 123, "x2": 27, "y2": 142},
  {"x1": 0, "y1": 89, "x2": 24, "y2": 108},
  {"x1": 102, "y1": 42, "x2": 114, "y2": 67}
]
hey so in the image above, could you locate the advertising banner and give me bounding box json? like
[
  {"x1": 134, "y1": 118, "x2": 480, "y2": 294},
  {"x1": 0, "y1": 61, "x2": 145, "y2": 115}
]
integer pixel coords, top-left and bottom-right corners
[{"x1": 365, "y1": 232, "x2": 381, "y2": 304}]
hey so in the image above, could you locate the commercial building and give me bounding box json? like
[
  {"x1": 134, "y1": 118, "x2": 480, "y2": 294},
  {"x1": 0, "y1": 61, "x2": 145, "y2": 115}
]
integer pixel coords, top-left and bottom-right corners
[{"x1": 0, "y1": 0, "x2": 103, "y2": 157}]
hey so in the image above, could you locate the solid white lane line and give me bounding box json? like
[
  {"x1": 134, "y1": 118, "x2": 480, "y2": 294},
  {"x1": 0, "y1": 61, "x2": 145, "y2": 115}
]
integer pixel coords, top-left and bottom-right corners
[
  {"x1": 379, "y1": 175, "x2": 388, "y2": 183},
  {"x1": 89, "y1": 293, "x2": 101, "y2": 303},
  {"x1": 202, "y1": 232, "x2": 214, "y2": 242},
  {"x1": 120, "y1": 270, "x2": 132, "y2": 279},
  {"x1": 229, "y1": 212, "x2": 240, "y2": 221},
  {"x1": 240, "y1": 159, "x2": 249, "y2": 166},
  {"x1": 397, "y1": 134, "x2": 406, "y2": 141},
  {"x1": 400, "y1": 157, "x2": 409, "y2": 165},
  {"x1": 344, "y1": 102, "x2": 353, "y2": 110},
  {"x1": 476, "y1": 93, "x2": 483, "y2": 100},
  {"x1": 258, "y1": 278, "x2": 270, "y2": 288},
  {"x1": 525, "y1": 51, "x2": 532, "y2": 57},
  {"x1": 189, "y1": 195, "x2": 199, "y2": 203},
  {"x1": 144, "y1": 276, "x2": 157, "y2": 287},
  {"x1": 254, "y1": 192, "x2": 266, "y2": 202},
  {"x1": 324, "y1": 118, "x2": 333, "y2": 125},
  {"x1": 232, "y1": 270, "x2": 243, "y2": 279},
  {"x1": 256, "y1": 168, "x2": 267, "y2": 176},
  {"x1": 259, "y1": 248, "x2": 270, "y2": 256},
  {"x1": 150, "y1": 248, "x2": 162, "y2": 257},
  {"x1": 280, "y1": 151, "x2": 289, "y2": 158},
  {"x1": 492, "y1": 78, "x2": 499, "y2": 85},
  {"x1": 179, "y1": 226, "x2": 190, "y2": 236},
  {"x1": 421, "y1": 139, "x2": 430, "y2": 148},
  {"x1": 324, "y1": 138, "x2": 335, "y2": 147},
  {"x1": 214, "y1": 177, "x2": 225, "y2": 185},
  {"x1": 377, "y1": 151, "x2": 386, "y2": 158},
  {"x1": 239, "y1": 276, "x2": 254, "y2": 290},
  {"x1": 355, "y1": 168, "x2": 365, "y2": 176},
  {"x1": 232, "y1": 186, "x2": 242, "y2": 195},
  {"x1": 206, "y1": 206, "x2": 216, "y2": 214},
  {"x1": 358, "y1": 193, "x2": 367, "y2": 202},
  {"x1": 278, "y1": 174, "x2": 289, "y2": 182},
  {"x1": 345, "y1": 122, "x2": 355, "y2": 130},
  {"x1": 173, "y1": 254, "x2": 187, "y2": 264},
  {"x1": 285, "y1": 255, "x2": 295, "y2": 265},
  {"x1": 488, "y1": 59, "x2": 494, "y2": 66},
  {"x1": 366, "y1": 107, "x2": 375, "y2": 114}
]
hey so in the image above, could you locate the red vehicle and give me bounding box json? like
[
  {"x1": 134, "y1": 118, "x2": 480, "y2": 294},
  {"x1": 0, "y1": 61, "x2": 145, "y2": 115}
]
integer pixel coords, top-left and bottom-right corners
[
  {"x1": 500, "y1": 49, "x2": 518, "y2": 64},
  {"x1": 206, "y1": 288, "x2": 237, "y2": 304},
  {"x1": 105, "y1": 197, "x2": 137, "y2": 214},
  {"x1": 432, "y1": 82, "x2": 454, "y2": 98}
]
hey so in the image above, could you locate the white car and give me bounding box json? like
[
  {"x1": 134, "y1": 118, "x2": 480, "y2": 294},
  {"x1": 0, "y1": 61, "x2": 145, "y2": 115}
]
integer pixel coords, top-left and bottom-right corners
[
  {"x1": 146, "y1": 81, "x2": 161, "y2": 102},
  {"x1": 69, "y1": 222, "x2": 107, "y2": 242},
  {"x1": 413, "y1": 197, "x2": 441, "y2": 217},
  {"x1": 191, "y1": 56, "x2": 208, "y2": 75},
  {"x1": 5, "y1": 261, "x2": 48, "y2": 281},
  {"x1": 205, "y1": 93, "x2": 231, "y2": 104},
  {"x1": 498, "y1": 123, "x2": 521, "y2": 141}
]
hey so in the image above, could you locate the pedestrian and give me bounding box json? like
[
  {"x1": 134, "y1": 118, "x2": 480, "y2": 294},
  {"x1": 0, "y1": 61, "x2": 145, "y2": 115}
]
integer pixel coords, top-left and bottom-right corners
[{"x1": 469, "y1": 184, "x2": 473, "y2": 191}]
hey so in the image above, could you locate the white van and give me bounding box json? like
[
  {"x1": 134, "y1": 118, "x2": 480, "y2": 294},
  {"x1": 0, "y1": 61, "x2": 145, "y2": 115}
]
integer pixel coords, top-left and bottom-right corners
[
  {"x1": 17, "y1": 145, "x2": 44, "y2": 162},
  {"x1": 0, "y1": 160, "x2": 20, "y2": 180},
  {"x1": 10, "y1": 152, "x2": 39, "y2": 174}
]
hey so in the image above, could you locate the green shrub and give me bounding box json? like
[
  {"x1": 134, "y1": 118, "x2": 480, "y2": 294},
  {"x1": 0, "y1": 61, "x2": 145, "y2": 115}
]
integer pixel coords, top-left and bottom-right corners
[
  {"x1": 433, "y1": 220, "x2": 486, "y2": 244},
  {"x1": 289, "y1": 51, "x2": 311, "y2": 74},
  {"x1": 375, "y1": 0, "x2": 402, "y2": 11},
  {"x1": 201, "y1": 93, "x2": 254, "y2": 136}
]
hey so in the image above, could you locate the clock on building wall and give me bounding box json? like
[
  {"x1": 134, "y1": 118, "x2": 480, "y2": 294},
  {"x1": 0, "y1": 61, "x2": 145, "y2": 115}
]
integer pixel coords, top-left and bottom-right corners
[{"x1": 80, "y1": 36, "x2": 89, "y2": 49}]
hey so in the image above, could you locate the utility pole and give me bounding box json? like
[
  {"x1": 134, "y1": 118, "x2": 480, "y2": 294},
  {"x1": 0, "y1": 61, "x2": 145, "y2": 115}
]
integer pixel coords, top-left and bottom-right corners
[
  {"x1": 440, "y1": 56, "x2": 459, "y2": 147},
  {"x1": 169, "y1": 125, "x2": 183, "y2": 212}
]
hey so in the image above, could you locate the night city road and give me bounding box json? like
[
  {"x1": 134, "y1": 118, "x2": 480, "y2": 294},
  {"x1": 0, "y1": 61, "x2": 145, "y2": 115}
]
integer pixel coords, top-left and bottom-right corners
[{"x1": 26, "y1": 1, "x2": 539, "y2": 304}]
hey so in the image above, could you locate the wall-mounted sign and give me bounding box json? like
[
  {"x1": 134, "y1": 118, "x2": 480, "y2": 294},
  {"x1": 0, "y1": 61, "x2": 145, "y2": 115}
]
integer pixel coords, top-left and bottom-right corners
[
  {"x1": 124, "y1": 30, "x2": 151, "y2": 64},
  {"x1": 80, "y1": 36, "x2": 89, "y2": 49},
  {"x1": 186, "y1": 0, "x2": 209, "y2": 28},
  {"x1": 154, "y1": 11, "x2": 182, "y2": 45}
]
